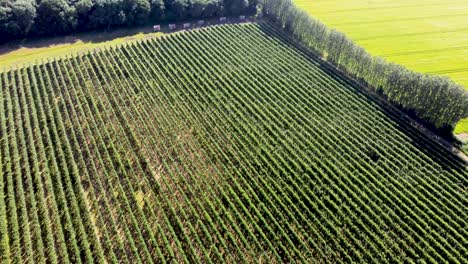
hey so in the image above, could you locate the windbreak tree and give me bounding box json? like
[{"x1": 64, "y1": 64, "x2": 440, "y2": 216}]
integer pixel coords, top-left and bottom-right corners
[
  {"x1": 168, "y1": 0, "x2": 189, "y2": 19},
  {"x1": 34, "y1": 0, "x2": 77, "y2": 35},
  {"x1": 0, "y1": 0, "x2": 256, "y2": 41},
  {"x1": 224, "y1": 0, "x2": 250, "y2": 15},
  {"x1": 189, "y1": 0, "x2": 221, "y2": 18},
  {"x1": 0, "y1": 0, "x2": 36, "y2": 40},
  {"x1": 149, "y1": 0, "x2": 165, "y2": 20},
  {"x1": 89, "y1": 0, "x2": 127, "y2": 28},
  {"x1": 189, "y1": 0, "x2": 206, "y2": 18},
  {"x1": 124, "y1": 0, "x2": 151, "y2": 25},
  {"x1": 202, "y1": 0, "x2": 222, "y2": 17},
  {"x1": 74, "y1": 0, "x2": 93, "y2": 29},
  {"x1": 262, "y1": 0, "x2": 468, "y2": 130}
]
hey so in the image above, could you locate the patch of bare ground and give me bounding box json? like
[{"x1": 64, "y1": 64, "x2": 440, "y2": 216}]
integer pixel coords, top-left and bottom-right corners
[{"x1": 457, "y1": 133, "x2": 468, "y2": 141}]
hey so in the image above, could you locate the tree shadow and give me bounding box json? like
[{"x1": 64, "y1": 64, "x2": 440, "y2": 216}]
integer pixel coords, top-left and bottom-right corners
[
  {"x1": 0, "y1": 16, "x2": 257, "y2": 56},
  {"x1": 0, "y1": 26, "x2": 150, "y2": 55},
  {"x1": 257, "y1": 22, "x2": 468, "y2": 174}
]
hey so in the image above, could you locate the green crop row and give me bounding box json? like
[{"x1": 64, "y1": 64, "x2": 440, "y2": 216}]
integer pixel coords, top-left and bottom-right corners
[{"x1": 0, "y1": 23, "x2": 466, "y2": 263}]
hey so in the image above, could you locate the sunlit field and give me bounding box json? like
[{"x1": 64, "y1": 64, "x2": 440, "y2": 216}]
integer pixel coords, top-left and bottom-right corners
[
  {"x1": 294, "y1": 0, "x2": 468, "y2": 133},
  {"x1": 1, "y1": 23, "x2": 466, "y2": 262}
]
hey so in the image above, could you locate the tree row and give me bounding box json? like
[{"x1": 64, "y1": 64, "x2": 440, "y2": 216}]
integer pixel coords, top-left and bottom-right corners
[
  {"x1": 262, "y1": 0, "x2": 468, "y2": 130},
  {"x1": 0, "y1": 0, "x2": 256, "y2": 42}
]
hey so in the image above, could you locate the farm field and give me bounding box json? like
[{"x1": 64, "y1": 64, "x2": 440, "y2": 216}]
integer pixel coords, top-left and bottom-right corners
[
  {"x1": 294, "y1": 0, "x2": 468, "y2": 133},
  {"x1": 0, "y1": 23, "x2": 467, "y2": 262}
]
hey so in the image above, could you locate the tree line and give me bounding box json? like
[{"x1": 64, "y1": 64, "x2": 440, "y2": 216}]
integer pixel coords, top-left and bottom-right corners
[
  {"x1": 0, "y1": 0, "x2": 256, "y2": 42},
  {"x1": 1, "y1": 0, "x2": 466, "y2": 130},
  {"x1": 262, "y1": 0, "x2": 468, "y2": 130}
]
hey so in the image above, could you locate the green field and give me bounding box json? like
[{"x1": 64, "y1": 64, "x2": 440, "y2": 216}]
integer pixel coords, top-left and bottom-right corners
[
  {"x1": 0, "y1": 28, "x2": 163, "y2": 70},
  {"x1": 0, "y1": 23, "x2": 466, "y2": 263},
  {"x1": 294, "y1": 0, "x2": 468, "y2": 134}
]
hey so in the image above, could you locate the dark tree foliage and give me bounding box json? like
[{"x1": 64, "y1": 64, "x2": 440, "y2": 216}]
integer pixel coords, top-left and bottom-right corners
[
  {"x1": 168, "y1": 0, "x2": 189, "y2": 19},
  {"x1": 149, "y1": 0, "x2": 165, "y2": 21},
  {"x1": 223, "y1": 0, "x2": 249, "y2": 15},
  {"x1": 124, "y1": 0, "x2": 151, "y2": 25},
  {"x1": 190, "y1": 0, "x2": 207, "y2": 18},
  {"x1": 74, "y1": 0, "x2": 93, "y2": 28},
  {"x1": 263, "y1": 0, "x2": 468, "y2": 130},
  {"x1": 202, "y1": 0, "x2": 222, "y2": 17},
  {"x1": 34, "y1": 0, "x2": 77, "y2": 35},
  {"x1": 0, "y1": 0, "x2": 36, "y2": 38},
  {"x1": 189, "y1": 0, "x2": 221, "y2": 18},
  {"x1": 89, "y1": 0, "x2": 127, "y2": 28},
  {"x1": 0, "y1": 0, "x2": 257, "y2": 41}
]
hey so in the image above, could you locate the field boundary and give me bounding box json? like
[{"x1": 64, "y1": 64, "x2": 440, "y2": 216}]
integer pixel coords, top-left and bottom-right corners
[
  {"x1": 2, "y1": 18, "x2": 466, "y2": 163},
  {"x1": 262, "y1": 22, "x2": 468, "y2": 163},
  {"x1": 0, "y1": 15, "x2": 258, "y2": 72}
]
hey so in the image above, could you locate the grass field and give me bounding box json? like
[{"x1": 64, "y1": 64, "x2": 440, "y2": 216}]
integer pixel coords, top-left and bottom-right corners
[
  {"x1": 294, "y1": 0, "x2": 468, "y2": 134},
  {"x1": 0, "y1": 27, "x2": 163, "y2": 70},
  {"x1": 0, "y1": 23, "x2": 467, "y2": 263},
  {"x1": 455, "y1": 119, "x2": 468, "y2": 134}
]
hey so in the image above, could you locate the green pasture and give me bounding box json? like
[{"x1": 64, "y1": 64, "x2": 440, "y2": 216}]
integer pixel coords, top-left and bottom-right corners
[
  {"x1": 0, "y1": 28, "x2": 163, "y2": 70},
  {"x1": 295, "y1": 0, "x2": 468, "y2": 133}
]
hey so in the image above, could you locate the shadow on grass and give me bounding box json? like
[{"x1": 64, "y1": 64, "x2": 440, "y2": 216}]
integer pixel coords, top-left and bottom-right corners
[
  {"x1": 0, "y1": 25, "x2": 151, "y2": 55},
  {"x1": 0, "y1": 16, "x2": 257, "y2": 56}
]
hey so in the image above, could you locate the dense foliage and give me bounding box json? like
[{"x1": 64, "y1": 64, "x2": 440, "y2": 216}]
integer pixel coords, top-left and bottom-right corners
[
  {"x1": 0, "y1": 23, "x2": 467, "y2": 263},
  {"x1": 262, "y1": 0, "x2": 468, "y2": 130},
  {"x1": 0, "y1": 0, "x2": 255, "y2": 41}
]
